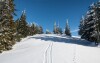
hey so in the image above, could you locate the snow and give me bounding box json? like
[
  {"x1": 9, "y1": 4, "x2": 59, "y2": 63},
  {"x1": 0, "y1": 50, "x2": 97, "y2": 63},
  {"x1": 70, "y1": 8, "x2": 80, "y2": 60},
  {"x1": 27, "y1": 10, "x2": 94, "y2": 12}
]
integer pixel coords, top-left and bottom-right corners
[
  {"x1": 0, "y1": 34, "x2": 100, "y2": 63},
  {"x1": 72, "y1": 36, "x2": 81, "y2": 38}
]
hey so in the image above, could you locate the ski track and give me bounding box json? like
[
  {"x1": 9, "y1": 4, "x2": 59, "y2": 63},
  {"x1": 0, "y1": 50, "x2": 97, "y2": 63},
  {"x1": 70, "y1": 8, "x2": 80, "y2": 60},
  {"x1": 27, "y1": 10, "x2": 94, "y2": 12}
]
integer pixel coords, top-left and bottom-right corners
[{"x1": 43, "y1": 42, "x2": 53, "y2": 63}]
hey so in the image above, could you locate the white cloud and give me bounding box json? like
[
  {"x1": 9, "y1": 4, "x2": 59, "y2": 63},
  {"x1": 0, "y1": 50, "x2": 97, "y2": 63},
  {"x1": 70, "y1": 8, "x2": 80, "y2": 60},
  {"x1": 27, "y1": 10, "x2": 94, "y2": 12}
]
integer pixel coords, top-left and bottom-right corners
[{"x1": 71, "y1": 29, "x2": 79, "y2": 33}]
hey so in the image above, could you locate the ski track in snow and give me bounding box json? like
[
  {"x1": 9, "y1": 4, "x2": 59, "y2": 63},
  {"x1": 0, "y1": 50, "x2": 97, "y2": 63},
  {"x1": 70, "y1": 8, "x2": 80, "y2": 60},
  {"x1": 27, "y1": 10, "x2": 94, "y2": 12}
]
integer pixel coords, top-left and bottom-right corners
[{"x1": 43, "y1": 42, "x2": 53, "y2": 63}]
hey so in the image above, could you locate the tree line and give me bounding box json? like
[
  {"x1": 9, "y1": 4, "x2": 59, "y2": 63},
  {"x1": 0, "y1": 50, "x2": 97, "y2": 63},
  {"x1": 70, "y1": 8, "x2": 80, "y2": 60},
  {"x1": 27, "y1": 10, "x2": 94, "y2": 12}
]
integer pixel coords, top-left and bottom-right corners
[
  {"x1": 0, "y1": 0, "x2": 43, "y2": 53},
  {"x1": 52, "y1": 20, "x2": 71, "y2": 37}
]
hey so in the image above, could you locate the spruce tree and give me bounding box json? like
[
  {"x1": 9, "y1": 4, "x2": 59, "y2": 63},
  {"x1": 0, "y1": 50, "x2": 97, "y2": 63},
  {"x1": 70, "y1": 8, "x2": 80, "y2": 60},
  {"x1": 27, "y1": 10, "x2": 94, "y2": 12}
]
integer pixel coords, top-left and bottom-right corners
[
  {"x1": 53, "y1": 22, "x2": 57, "y2": 34},
  {"x1": 31, "y1": 23, "x2": 36, "y2": 35},
  {"x1": 94, "y1": 1, "x2": 100, "y2": 44},
  {"x1": 31, "y1": 23, "x2": 39, "y2": 34},
  {"x1": 79, "y1": 1, "x2": 100, "y2": 44},
  {"x1": 0, "y1": 0, "x2": 16, "y2": 52},
  {"x1": 79, "y1": 16, "x2": 85, "y2": 36},
  {"x1": 17, "y1": 10, "x2": 28, "y2": 38},
  {"x1": 15, "y1": 18, "x2": 21, "y2": 42},
  {"x1": 53, "y1": 22, "x2": 62, "y2": 34},
  {"x1": 38, "y1": 26, "x2": 43, "y2": 34},
  {"x1": 27, "y1": 23, "x2": 33, "y2": 36},
  {"x1": 30, "y1": 23, "x2": 43, "y2": 34},
  {"x1": 65, "y1": 20, "x2": 71, "y2": 36}
]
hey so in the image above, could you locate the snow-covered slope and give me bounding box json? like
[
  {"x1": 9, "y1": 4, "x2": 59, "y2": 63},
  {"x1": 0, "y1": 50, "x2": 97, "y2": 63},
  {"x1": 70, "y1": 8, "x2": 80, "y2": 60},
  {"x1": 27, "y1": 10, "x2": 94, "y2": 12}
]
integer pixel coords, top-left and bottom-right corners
[{"x1": 0, "y1": 34, "x2": 100, "y2": 63}]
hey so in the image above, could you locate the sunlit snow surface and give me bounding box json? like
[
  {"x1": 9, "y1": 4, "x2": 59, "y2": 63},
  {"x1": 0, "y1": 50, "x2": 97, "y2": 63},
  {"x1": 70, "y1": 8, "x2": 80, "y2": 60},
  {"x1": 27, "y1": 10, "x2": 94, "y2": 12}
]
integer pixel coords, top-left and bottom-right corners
[{"x1": 0, "y1": 34, "x2": 100, "y2": 63}]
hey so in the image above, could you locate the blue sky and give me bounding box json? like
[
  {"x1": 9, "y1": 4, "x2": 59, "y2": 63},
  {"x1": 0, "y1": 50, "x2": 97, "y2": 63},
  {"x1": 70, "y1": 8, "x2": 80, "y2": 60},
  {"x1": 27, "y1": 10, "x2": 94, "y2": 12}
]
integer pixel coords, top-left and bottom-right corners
[{"x1": 14, "y1": 0, "x2": 98, "y2": 36}]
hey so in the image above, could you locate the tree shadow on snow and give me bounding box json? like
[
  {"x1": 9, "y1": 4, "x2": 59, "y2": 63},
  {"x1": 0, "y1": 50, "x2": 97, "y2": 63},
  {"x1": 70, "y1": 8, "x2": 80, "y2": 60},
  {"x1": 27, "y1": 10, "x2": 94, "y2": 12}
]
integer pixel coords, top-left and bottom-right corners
[{"x1": 30, "y1": 35, "x2": 96, "y2": 47}]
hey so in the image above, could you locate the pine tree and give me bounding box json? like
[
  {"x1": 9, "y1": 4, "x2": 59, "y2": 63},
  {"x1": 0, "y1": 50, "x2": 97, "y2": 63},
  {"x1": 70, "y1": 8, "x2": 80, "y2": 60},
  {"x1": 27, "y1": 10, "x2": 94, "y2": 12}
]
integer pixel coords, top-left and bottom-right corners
[
  {"x1": 58, "y1": 27, "x2": 62, "y2": 34},
  {"x1": 17, "y1": 10, "x2": 28, "y2": 38},
  {"x1": 35, "y1": 26, "x2": 43, "y2": 34},
  {"x1": 38, "y1": 26, "x2": 43, "y2": 34},
  {"x1": 65, "y1": 20, "x2": 71, "y2": 36},
  {"x1": 79, "y1": 1, "x2": 100, "y2": 44},
  {"x1": 15, "y1": 18, "x2": 21, "y2": 42},
  {"x1": 27, "y1": 23, "x2": 33, "y2": 36},
  {"x1": 53, "y1": 22, "x2": 62, "y2": 34},
  {"x1": 31, "y1": 23, "x2": 36, "y2": 35},
  {"x1": 53, "y1": 22, "x2": 57, "y2": 34},
  {"x1": 94, "y1": 1, "x2": 100, "y2": 44},
  {"x1": 29, "y1": 23, "x2": 43, "y2": 34},
  {"x1": 31, "y1": 23, "x2": 39, "y2": 34},
  {"x1": 0, "y1": 0, "x2": 16, "y2": 52},
  {"x1": 79, "y1": 16, "x2": 85, "y2": 35},
  {"x1": 79, "y1": 3, "x2": 96, "y2": 41}
]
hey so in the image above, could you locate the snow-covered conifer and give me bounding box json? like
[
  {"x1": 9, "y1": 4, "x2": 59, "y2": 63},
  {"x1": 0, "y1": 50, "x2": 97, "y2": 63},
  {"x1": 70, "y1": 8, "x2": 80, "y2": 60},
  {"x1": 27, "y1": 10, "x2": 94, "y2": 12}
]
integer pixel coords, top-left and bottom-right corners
[{"x1": 65, "y1": 19, "x2": 71, "y2": 36}]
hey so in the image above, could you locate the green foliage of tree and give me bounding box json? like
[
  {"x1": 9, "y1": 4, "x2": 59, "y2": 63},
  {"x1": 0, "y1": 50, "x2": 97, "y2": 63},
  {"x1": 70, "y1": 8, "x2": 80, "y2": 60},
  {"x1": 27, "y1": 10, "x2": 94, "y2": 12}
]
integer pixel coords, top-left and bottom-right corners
[
  {"x1": 0, "y1": 0, "x2": 16, "y2": 53},
  {"x1": 17, "y1": 10, "x2": 28, "y2": 38},
  {"x1": 79, "y1": 1, "x2": 100, "y2": 45},
  {"x1": 53, "y1": 22, "x2": 62, "y2": 34},
  {"x1": 0, "y1": 0, "x2": 44, "y2": 53}
]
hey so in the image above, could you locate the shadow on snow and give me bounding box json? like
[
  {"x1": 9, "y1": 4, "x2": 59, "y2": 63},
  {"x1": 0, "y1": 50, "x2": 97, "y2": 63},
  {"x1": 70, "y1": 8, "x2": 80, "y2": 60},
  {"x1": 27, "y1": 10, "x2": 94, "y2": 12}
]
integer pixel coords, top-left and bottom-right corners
[{"x1": 30, "y1": 35, "x2": 96, "y2": 47}]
